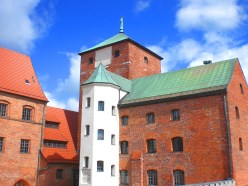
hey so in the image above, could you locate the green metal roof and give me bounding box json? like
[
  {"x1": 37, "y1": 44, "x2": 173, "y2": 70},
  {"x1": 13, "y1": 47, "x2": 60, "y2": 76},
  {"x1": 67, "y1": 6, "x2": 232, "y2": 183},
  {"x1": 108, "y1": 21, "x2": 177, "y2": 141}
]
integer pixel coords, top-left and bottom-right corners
[
  {"x1": 83, "y1": 63, "x2": 132, "y2": 92},
  {"x1": 120, "y1": 58, "x2": 237, "y2": 105},
  {"x1": 80, "y1": 33, "x2": 129, "y2": 53}
]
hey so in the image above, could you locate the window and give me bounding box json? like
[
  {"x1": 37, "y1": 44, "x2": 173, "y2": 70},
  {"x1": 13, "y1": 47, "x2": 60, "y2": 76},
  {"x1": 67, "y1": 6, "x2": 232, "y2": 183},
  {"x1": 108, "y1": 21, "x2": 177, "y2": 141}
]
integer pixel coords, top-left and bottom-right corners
[
  {"x1": 112, "y1": 106, "x2": 116, "y2": 116},
  {"x1": 85, "y1": 125, "x2": 90, "y2": 136},
  {"x1": 111, "y1": 134, "x2": 115, "y2": 145},
  {"x1": 22, "y1": 107, "x2": 32, "y2": 121},
  {"x1": 120, "y1": 170, "x2": 129, "y2": 184},
  {"x1": 144, "y1": 56, "x2": 148, "y2": 64},
  {"x1": 86, "y1": 97, "x2": 91, "y2": 107},
  {"x1": 0, "y1": 103, "x2": 7, "y2": 117},
  {"x1": 120, "y1": 141, "x2": 128, "y2": 154},
  {"x1": 147, "y1": 113, "x2": 155, "y2": 124},
  {"x1": 114, "y1": 50, "x2": 120, "y2": 57},
  {"x1": 56, "y1": 169, "x2": 63, "y2": 179},
  {"x1": 45, "y1": 121, "x2": 59, "y2": 129},
  {"x1": 172, "y1": 137, "x2": 183, "y2": 152},
  {"x1": 97, "y1": 161, "x2": 104, "y2": 172},
  {"x1": 121, "y1": 116, "x2": 128, "y2": 126},
  {"x1": 173, "y1": 170, "x2": 185, "y2": 185},
  {"x1": 171, "y1": 109, "x2": 180, "y2": 121},
  {"x1": 88, "y1": 57, "x2": 93, "y2": 64},
  {"x1": 84, "y1": 157, "x2": 89, "y2": 168},
  {"x1": 98, "y1": 101, "x2": 104, "y2": 111},
  {"x1": 0, "y1": 137, "x2": 3, "y2": 152},
  {"x1": 239, "y1": 138, "x2": 243, "y2": 151},
  {"x1": 43, "y1": 140, "x2": 67, "y2": 148},
  {"x1": 147, "y1": 170, "x2": 157, "y2": 185},
  {"x1": 111, "y1": 165, "x2": 115, "y2": 176},
  {"x1": 240, "y1": 84, "x2": 244, "y2": 94},
  {"x1": 20, "y1": 139, "x2": 30, "y2": 153},
  {"x1": 25, "y1": 79, "x2": 30, "y2": 84},
  {"x1": 97, "y1": 129, "x2": 104, "y2": 140},
  {"x1": 235, "y1": 106, "x2": 240, "y2": 119},
  {"x1": 147, "y1": 139, "x2": 156, "y2": 153}
]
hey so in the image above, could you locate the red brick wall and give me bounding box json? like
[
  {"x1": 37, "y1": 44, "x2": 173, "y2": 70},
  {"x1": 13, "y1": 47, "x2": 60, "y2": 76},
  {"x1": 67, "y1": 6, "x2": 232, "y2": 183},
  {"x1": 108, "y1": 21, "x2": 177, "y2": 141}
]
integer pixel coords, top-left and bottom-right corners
[
  {"x1": 0, "y1": 92, "x2": 46, "y2": 186},
  {"x1": 226, "y1": 60, "x2": 248, "y2": 185},
  {"x1": 119, "y1": 95, "x2": 229, "y2": 185}
]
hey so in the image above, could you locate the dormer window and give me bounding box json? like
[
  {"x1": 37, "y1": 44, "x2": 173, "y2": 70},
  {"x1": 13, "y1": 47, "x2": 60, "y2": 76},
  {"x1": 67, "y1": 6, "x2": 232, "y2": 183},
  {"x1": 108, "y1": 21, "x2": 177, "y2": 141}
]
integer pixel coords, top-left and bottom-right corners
[
  {"x1": 114, "y1": 50, "x2": 120, "y2": 58},
  {"x1": 25, "y1": 79, "x2": 30, "y2": 85},
  {"x1": 45, "y1": 121, "x2": 59, "y2": 129}
]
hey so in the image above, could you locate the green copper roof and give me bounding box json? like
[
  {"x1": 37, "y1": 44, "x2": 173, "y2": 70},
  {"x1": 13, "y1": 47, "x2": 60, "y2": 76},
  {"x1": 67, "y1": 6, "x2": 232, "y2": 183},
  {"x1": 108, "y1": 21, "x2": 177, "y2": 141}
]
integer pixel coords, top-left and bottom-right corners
[
  {"x1": 83, "y1": 63, "x2": 132, "y2": 92},
  {"x1": 81, "y1": 33, "x2": 129, "y2": 53},
  {"x1": 120, "y1": 58, "x2": 237, "y2": 105}
]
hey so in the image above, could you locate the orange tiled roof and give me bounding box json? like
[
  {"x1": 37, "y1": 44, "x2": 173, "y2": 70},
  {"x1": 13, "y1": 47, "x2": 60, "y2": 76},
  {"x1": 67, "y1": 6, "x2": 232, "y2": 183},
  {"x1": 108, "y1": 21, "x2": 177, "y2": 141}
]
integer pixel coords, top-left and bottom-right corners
[
  {"x1": 0, "y1": 48, "x2": 48, "y2": 102},
  {"x1": 42, "y1": 106, "x2": 79, "y2": 163}
]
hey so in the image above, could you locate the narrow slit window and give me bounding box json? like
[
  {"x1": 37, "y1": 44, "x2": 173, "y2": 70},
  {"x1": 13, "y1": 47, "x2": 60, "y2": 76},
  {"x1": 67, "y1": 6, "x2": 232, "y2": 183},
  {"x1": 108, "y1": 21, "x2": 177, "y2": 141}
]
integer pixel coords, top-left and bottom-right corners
[
  {"x1": 240, "y1": 84, "x2": 244, "y2": 94},
  {"x1": 239, "y1": 138, "x2": 243, "y2": 150},
  {"x1": 235, "y1": 106, "x2": 240, "y2": 119}
]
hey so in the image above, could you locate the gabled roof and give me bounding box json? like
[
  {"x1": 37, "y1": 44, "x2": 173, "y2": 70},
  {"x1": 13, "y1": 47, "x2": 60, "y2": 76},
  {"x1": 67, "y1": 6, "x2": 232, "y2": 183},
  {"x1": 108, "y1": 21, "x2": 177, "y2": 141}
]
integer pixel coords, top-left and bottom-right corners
[
  {"x1": 83, "y1": 63, "x2": 132, "y2": 92},
  {"x1": 120, "y1": 58, "x2": 237, "y2": 106},
  {"x1": 42, "y1": 106, "x2": 79, "y2": 163},
  {"x1": 0, "y1": 48, "x2": 48, "y2": 102},
  {"x1": 79, "y1": 33, "x2": 163, "y2": 60}
]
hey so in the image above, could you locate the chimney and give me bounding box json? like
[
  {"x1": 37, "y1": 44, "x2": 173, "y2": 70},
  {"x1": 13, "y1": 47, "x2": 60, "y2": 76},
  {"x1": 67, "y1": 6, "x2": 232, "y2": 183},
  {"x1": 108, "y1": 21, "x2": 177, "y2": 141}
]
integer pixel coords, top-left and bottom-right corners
[{"x1": 203, "y1": 60, "x2": 212, "y2": 65}]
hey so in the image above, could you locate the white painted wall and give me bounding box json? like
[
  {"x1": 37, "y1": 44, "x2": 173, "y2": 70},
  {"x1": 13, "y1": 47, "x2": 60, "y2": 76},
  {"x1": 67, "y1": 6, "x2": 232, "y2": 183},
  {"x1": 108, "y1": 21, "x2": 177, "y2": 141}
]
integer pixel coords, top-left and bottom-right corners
[
  {"x1": 95, "y1": 47, "x2": 112, "y2": 67},
  {"x1": 79, "y1": 83, "x2": 127, "y2": 186}
]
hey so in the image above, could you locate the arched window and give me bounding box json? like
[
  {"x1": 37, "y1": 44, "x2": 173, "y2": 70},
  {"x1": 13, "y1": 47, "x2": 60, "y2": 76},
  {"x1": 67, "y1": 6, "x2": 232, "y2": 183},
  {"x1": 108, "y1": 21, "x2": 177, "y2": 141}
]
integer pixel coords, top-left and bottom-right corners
[
  {"x1": 0, "y1": 100, "x2": 9, "y2": 117},
  {"x1": 97, "y1": 161, "x2": 104, "y2": 172},
  {"x1": 22, "y1": 105, "x2": 34, "y2": 121},
  {"x1": 14, "y1": 179, "x2": 30, "y2": 186},
  {"x1": 173, "y1": 170, "x2": 185, "y2": 185},
  {"x1": 172, "y1": 137, "x2": 183, "y2": 152},
  {"x1": 147, "y1": 170, "x2": 157, "y2": 185},
  {"x1": 235, "y1": 106, "x2": 240, "y2": 119},
  {"x1": 97, "y1": 129, "x2": 104, "y2": 140},
  {"x1": 120, "y1": 141, "x2": 128, "y2": 154},
  {"x1": 147, "y1": 139, "x2": 156, "y2": 153},
  {"x1": 98, "y1": 101, "x2": 104, "y2": 111}
]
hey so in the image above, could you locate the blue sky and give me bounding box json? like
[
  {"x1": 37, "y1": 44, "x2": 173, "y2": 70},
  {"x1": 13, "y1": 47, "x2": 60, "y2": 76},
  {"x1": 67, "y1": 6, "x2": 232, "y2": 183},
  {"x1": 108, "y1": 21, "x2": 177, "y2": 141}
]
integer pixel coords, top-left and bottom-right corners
[{"x1": 0, "y1": 0, "x2": 248, "y2": 111}]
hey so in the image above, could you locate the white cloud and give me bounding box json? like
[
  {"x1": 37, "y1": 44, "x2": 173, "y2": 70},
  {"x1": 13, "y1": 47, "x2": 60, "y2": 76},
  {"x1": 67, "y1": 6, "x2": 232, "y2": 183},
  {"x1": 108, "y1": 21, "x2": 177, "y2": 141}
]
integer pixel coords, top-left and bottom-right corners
[
  {"x1": 0, "y1": 0, "x2": 53, "y2": 52},
  {"x1": 45, "y1": 91, "x2": 66, "y2": 109},
  {"x1": 135, "y1": 0, "x2": 151, "y2": 13},
  {"x1": 176, "y1": 0, "x2": 246, "y2": 31},
  {"x1": 67, "y1": 98, "x2": 79, "y2": 111}
]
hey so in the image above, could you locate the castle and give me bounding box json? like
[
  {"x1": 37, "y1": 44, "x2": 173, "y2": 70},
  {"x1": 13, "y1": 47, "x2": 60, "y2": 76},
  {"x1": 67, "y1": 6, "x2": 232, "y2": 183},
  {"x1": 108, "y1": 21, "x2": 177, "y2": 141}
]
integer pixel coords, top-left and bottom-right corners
[{"x1": 0, "y1": 20, "x2": 248, "y2": 186}]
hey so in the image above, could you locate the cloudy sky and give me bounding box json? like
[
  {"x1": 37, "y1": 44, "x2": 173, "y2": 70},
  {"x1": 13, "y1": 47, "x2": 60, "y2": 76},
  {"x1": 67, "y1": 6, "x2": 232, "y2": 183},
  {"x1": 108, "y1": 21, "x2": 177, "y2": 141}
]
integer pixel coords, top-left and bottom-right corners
[{"x1": 0, "y1": 0, "x2": 247, "y2": 111}]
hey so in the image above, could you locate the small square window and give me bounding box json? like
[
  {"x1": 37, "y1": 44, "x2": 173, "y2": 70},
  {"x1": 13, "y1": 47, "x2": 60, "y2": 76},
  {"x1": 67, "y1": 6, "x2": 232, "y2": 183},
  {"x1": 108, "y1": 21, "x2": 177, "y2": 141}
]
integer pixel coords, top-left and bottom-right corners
[
  {"x1": 88, "y1": 57, "x2": 94, "y2": 64},
  {"x1": 114, "y1": 50, "x2": 120, "y2": 57}
]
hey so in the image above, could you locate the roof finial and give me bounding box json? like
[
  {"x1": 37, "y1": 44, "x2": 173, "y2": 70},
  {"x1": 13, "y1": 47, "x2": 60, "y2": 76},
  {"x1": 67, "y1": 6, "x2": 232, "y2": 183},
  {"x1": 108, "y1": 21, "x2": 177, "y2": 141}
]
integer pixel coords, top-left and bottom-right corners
[{"x1": 120, "y1": 16, "x2": 124, "y2": 33}]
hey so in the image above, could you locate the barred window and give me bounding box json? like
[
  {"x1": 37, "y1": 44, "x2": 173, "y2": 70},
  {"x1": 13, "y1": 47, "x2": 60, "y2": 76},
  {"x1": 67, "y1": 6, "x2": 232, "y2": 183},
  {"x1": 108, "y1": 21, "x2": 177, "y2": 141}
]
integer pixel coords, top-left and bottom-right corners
[
  {"x1": 0, "y1": 137, "x2": 3, "y2": 152},
  {"x1": 20, "y1": 139, "x2": 30, "y2": 153},
  {"x1": 97, "y1": 161, "x2": 104, "y2": 172},
  {"x1": 45, "y1": 121, "x2": 59, "y2": 129},
  {"x1": 120, "y1": 141, "x2": 128, "y2": 154},
  {"x1": 147, "y1": 113, "x2": 155, "y2": 124},
  {"x1": 98, "y1": 101, "x2": 104, "y2": 111},
  {"x1": 56, "y1": 169, "x2": 63, "y2": 179},
  {"x1": 84, "y1": 156, "x2": 89, "y2": 168},
  {"x1": 172, "y1": 137, "x2": 183, "y2": 152},
  {"x1": 172, "y1": 109, "x2": 180, "y2": 121},
  {"x1": 147, "y1": 139, "x2": 156, "y2": 153},
  {"x1": 147, "y1": 170, "x2": 157, "y2": 185},
  {"x1": 111, "y1": 165, "x2": 115, "y2": 176},
  {"x1": 0, "y1": 104, "x2": 7, "y2": 117},
  {"x1": 120, "y1": 170, "x2": 129, "y2": 184},
  {"x1": 97, "y1": 129, "x2": 104, "y2": 140},
  {"x1": 22, "y1": 108, "x2": 32, "y2": 121},
  {"x1": 43, "y1": 140, "x2": 67, "y2": 148},
  {"x1": 121, "y1": 116, "x2": 128, "y2": 126},
  {"x1": 173, "y1": 170, "x2": 185, "y2": 185}
]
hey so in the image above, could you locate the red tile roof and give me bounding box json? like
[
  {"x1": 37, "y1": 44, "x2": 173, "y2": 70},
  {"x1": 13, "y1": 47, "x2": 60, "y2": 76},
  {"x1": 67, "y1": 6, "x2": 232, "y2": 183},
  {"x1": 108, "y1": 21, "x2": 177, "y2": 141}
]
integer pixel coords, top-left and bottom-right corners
[
  {"x1": 42, "y1": 106, "x2": 79, "y2": 163},
  {"x1": 0, "y1": 48, "x2": 48, "y2": 102}
]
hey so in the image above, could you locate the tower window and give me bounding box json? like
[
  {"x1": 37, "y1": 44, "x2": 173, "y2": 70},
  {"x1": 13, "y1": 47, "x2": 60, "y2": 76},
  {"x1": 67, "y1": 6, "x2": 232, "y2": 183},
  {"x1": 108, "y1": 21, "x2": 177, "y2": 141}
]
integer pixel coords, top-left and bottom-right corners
[
  {"x1": 121, "y1": 116, "x2": 128, "y2": 126},
  {"x1": 144, "y1": 56, "x2": 148, "y2": 64},
  {"x1": 88, "y1": 57, "x2": 94, "y2": 64},
  {"x1": 114, "y1": 50, "x2": 120, "y2": 57},
  {"x1": 85, "y1": 125, "x2": 90, "y2": 136},
  {"x1": 112, "y1": 106, "x2": 116, "y2": 116},
  {"x1": 173, "y1": 170, "x2": 185, "y2": 185},
  {"x1": 147, "y1": 113, "x2": 155, "y2": 124},
  {"x1": 111, "y1": 165, "x2": 115, "y2": 176},
  {"x1": 86, "y1": 97, "x2": 91, "y2": 108},
  {"x1": 0, "y1": 137, "x2": 3, "y2": 152},
  {"x1": 240, "y1": 84, "x2": 244, "y2": 94},
  {"x1": 171, "y1": 109, "x2": 180, "y2": 121},
  {"x1": 239, "y1": 138, "x2": 243, "y2": 150},
  {"x1": 147, "y1": 139, "x2": 156, "y2": 153},
  {"x1": 235, "y1": 106, "x2": 240, "y2": 119},
  {"x1": 120, "y1": 141, "x2": 128, "y2": 154},
  {"x1": 98, "y1": 101, "x2": 104, "y2": 111},
  {"x1": 120, "y1": 170, "x2": 129, "y2": 184},
  {"x1": 147, "y1": 170, "x2": 158, "y2": 185},
  {"x1": 20, "y1": 139, "x2": 30, "y2": 153},
  {"x1": 84, "y1": 156, "x2": 89, "y2": 168},
  {"x1": 97, "y1": 161, "x2": 104, "y2": 172},
  {"x1": 56, "y1": 169, "x2": 63, "y2": 179},
  {"x1": 111, "y1": 134, "x2": 115, "y2": 145},
  {"x1": 97, "y1": 129, "x2": 104, "y2": 140},
  {"x1": 172, "y1": 137, "x2": 183, "y2": 152}
]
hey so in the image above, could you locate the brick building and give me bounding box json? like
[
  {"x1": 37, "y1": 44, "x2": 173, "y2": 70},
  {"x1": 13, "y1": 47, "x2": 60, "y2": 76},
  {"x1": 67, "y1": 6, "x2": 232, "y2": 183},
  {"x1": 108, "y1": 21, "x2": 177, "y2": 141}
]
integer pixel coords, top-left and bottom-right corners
[{"x1": 78, "y1": 24, "x2": 248, "y2": 185}]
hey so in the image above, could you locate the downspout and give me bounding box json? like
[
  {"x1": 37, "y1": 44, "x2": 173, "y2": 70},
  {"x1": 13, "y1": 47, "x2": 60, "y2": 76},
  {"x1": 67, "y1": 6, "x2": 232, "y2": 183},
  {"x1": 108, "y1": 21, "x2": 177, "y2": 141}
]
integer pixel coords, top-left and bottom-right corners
[
  {"x1": 223, "y1": 95, "x2": 233, "y2": 179},
  {"x1": 36, "y1": 103, "x2": 47, "y2": 186}
]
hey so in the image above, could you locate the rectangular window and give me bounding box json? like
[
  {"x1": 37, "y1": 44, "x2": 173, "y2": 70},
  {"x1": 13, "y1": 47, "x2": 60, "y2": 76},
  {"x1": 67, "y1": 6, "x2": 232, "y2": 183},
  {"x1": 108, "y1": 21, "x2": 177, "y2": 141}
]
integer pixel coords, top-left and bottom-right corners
[
  {"x1": 172, "y1": 109, "x2": 180, "y2": 121},
  {"x1": 45, "y1": 121, "x2": 59, "y2": 129},
  {"x1": 56, "y1": 169, "x2": 63, "y2": 179},
  {"x1": 85, "y1": 125, "x2": 90, "y2": 136},
  {"x1": 84, "y1": 157, "x2": 89, "y2": 168},
  {"x1": 86, "y1": 97, "x2": 91, "y2": 108},
  {"x1": 148, "y1": 170, "x2": 158, "y2": 185},
  {"x1": 0, "y1": 104, "x2": 7, "y2": 117},
  {"x1": 98, "y1": 101, "x2": 104, "y2": 111},
  {"x1": 0, "y1": 137, "x2": 3, "y2": 152},
  {"x1": 239, "y1": 138, "x2": 243, "y2": 151},
  {"x1": 20, "y1": 139, "x2": 30, "y2": 153},
  {"x1": 120, "y1": 141, "x2": 128, "y2": 154},
  {"x1": 120, "y1": 170, "x2": 129, "y2": 184},
  {"x1": 97, "y1": 129, "x2": 104, "y2": 140},
  {"x1": 97, "y1": 161, "x2": 104, "y2": 172},
  {"x1": 147, "y1": 139, "x2": 156, "y2": 153},
  {"x1": 174, "y1": 170, "x2": 185, "y2": 185},
  {"x1": 22, "y1": 108, "x2": 32, "y2": 121},
  {"x1": 111, "y1": 134, "x2": 115, "y2": 145},
  {"x1": 43, "y1": 140, "x2": 67, "y2": 148},
  {"x1": 112, "y1": 106, "x2": 116, "y2": 116},
  {"x1": 121, "y1": 116, "x2": 128, "y2": 126},
  {"x1": 111, "y1": 165, "x2": 115, "y2": 176},
  {"x1": 147, "y1": 113, "x2": 155, "y2": 124}
]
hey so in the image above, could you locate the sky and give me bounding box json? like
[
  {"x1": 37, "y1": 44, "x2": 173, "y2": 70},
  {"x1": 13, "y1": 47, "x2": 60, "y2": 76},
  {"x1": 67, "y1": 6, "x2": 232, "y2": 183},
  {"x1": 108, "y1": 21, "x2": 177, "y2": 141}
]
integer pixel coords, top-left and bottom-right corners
[{"x1": 0, "y1": 0, "x2": 248, "y2": 111}]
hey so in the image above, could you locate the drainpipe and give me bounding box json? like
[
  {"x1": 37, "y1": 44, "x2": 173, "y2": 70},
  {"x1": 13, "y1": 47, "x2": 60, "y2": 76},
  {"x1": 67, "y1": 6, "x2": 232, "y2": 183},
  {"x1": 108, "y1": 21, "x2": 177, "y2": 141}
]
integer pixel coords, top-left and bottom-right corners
[
  {"x1": 223, "y1": 95, "x2": 233, "y2": 179},
  {"x1": 36, "y1": 104, "x2": 47, "y2": 186}
]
